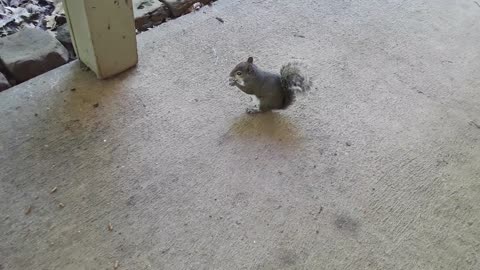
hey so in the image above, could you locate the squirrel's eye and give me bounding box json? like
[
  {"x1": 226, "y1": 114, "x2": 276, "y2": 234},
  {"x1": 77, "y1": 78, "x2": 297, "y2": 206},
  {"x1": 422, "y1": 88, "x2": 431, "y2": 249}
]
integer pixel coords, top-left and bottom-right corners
[{"x1": 236, "y1": 71, "x2": 242, "y2": 76}]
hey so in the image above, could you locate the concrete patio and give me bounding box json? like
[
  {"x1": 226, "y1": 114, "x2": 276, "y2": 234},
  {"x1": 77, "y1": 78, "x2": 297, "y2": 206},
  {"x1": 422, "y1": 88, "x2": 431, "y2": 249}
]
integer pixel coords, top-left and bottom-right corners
[{"x1": 1, "y1": 0, "x2": 479, "y2": 269}]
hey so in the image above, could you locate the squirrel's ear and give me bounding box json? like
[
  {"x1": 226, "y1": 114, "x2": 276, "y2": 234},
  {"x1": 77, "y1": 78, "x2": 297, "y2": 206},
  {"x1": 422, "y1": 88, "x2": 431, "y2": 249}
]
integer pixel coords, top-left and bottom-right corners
[{"x1": 247, "y1": 57, "x2": 254, "y2": 64}]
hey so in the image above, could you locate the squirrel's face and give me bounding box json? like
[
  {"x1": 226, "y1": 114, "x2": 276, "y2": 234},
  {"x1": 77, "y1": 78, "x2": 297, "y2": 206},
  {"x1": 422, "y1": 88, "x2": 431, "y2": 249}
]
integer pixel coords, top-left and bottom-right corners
[{"x1": 229, "y1": 57, "x2": 255, "y2": 87}]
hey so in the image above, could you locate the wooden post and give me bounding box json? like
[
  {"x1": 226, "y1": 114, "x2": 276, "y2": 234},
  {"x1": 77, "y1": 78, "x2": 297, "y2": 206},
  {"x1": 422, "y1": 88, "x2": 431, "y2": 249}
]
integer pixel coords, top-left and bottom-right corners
[{"x1": 63, "y1": 0, "x2": 138, "y2": 79}]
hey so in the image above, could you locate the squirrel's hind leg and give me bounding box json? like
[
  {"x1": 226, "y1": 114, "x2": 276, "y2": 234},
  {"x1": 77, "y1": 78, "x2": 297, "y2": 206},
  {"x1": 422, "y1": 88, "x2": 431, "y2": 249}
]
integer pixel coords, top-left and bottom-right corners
[
  {"x1": 245, "y1": 107, "x2": 261, "y2": 114},
  {"x1": 245, "y1": 96, "x2": 262, "y2": 114},
  {"x1": 246, "y1": 99, "x2": 274, "y2": 114}
]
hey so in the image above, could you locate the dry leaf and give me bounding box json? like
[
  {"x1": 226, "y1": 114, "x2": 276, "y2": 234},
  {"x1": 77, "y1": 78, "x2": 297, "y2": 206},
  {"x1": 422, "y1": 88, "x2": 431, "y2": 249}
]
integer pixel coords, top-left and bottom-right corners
[{"x1": 24, "y1": 205, "x2": 32, "y2": 215}]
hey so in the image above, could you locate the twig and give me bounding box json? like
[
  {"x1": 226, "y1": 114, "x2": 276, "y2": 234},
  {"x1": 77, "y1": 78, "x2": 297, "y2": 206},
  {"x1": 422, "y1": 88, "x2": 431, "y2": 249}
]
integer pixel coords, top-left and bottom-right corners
[
  {"x1": 475, "y1": 1, "x2": 480, "y2": 8},
  {"x1": 469, "y1": 121, "x2": 480, "y2": 129},
  {"x1": 25, "y1": 205, "x2": 32, "y2": 215}
]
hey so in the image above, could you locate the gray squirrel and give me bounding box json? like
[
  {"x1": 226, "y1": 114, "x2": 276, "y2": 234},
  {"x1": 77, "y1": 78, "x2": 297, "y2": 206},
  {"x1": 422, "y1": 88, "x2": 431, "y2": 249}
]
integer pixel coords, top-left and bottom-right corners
[{"x1": 229, "y1": 57, "x2": 312, "y2": 113}]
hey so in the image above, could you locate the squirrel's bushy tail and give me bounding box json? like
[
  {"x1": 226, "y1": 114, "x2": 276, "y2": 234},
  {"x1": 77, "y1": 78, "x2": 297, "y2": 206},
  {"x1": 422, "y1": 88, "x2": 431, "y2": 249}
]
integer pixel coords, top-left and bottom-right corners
[{"x1": 280, "y1": 62, "x2": 312, "y2": 109}]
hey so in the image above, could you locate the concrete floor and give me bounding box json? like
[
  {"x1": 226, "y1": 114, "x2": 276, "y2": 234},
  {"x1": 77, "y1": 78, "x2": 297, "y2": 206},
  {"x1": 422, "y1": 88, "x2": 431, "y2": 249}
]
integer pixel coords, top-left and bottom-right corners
[{"x1": 1, "y1": 0, "x2": 480, "y2": 269}]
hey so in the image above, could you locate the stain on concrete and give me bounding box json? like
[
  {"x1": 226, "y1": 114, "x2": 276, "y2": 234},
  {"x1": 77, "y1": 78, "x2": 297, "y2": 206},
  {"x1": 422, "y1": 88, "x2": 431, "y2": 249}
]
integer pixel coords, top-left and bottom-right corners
[
  {"x1": 126, "y1": 195, "x2": 136, "y2": 206},
  {"x1": 278, "y1": 249, "x2": 299, "y2": 267},
  {"x1": 255, "y1": 248, "x2": 303, "y2": 269},
  {"x1": 223, "y1": 112, "x2": 302, "y2": 146},
  {"x1": 334, "y1": 215, "x2": 359, "y2": 233},
  {"x1": 231, "y1": 192, "x2": 249, "y2": 208}
]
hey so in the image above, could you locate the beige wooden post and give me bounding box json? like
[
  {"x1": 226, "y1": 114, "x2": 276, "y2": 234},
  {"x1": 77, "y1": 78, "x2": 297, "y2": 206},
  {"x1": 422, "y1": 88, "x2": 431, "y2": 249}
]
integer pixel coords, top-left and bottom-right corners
[{"x1": 63, "y1": 0, "x2": 138, "y2": 79}]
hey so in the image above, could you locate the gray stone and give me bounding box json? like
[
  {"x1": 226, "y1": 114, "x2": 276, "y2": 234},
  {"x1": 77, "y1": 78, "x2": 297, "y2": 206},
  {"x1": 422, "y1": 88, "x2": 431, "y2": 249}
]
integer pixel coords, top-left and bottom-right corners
[
  {"x1": 0, "y1": 28, "x2": 68, "y2": 83},
  {"x1": 55, "y1": 24, "x2": 72, "y2": 45},
  {"x1": 162, "y1": 0, "x2": 211, "y2": 17},
  {"x1": 133, "y1": 0, "x2": 170, "y2": 30},
  {"x1": 0, "y1": 72, "x2": 10, "y2": 91},
  {"x1": 55, "y1": 24, "x2": 76, "y2": 60}
]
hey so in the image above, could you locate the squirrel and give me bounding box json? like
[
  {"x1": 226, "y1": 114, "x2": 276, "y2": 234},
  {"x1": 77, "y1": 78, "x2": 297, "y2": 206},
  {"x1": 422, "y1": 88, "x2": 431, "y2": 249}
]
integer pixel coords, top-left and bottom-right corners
[{"x1": 229, "y1": 57, "x2": 312, "y2": 113}]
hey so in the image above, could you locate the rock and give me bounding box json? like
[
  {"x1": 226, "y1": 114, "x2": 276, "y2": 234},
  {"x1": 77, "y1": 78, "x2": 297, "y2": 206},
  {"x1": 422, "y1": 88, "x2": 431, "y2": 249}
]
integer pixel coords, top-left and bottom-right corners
[
  {"x1": 0, "y1": 28, "x2": 69, "y2": 83},
  {"x1": 162, "y1": 0, "x2": 211, "y2": 17},
  {"x1": 133, "y1": 0, "x2": 170, "y2": 31},
  {"x1": 0, "y1": 72, "x2": 11, "y2": 91},
  {"x1": 55, "y1": 24, "x2": 76, "y2": 60},
  {"x1": 55, "y1": 24, "x2": 71, "y2": 45}
]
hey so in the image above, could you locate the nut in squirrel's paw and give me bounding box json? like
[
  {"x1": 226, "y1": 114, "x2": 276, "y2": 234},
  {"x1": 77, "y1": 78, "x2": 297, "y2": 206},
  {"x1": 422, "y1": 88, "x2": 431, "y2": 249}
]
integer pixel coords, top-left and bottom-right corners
[{"x1": 229, "y1": 57, "x2": 312, "y2": 113}]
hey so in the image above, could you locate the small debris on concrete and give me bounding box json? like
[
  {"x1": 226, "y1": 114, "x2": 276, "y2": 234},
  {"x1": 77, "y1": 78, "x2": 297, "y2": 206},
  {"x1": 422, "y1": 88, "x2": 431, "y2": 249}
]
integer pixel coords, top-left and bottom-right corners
[
  {"x1": 294, "y1": 33, "x2": 305, "y2": 38},
  {"x1": 215, "y1": 17, "x2": 224, "y2": 23},
  {"x1": 93, "y1": 103, "x2": 99, "y2": 108},
  {"x1": 108, "y1": 223, "x2": 113, "y2": 231},
  {"x1": 346, "y1": 141, "x2": 352, "y2": 146},
  {"x1": 58, "y1": 203, "x2": 65, "y2": 208},
  {"x1": 80, "y1": 64, "x2": 90, "y2": 71},
  {"x1": 113, "y1": 260, "x2": 119, "y2": 269},
  {"x1": 70, "y1": 87, "x2": 76, "y2": 91},
  {"x1": 24, "y1": 205, "x2": 32, "y2": 215},
  {"x1": 469, "y1": 121, "x2": 480, "y2": 129},
  {"x1": 34, "y1": 113, "x2": 38, "y2": 117},
  {"x1": 50, "y1": 187, "x2": 57, "y2": 193},
  {"x1": 192, "y1": 2, "x2": 202, "y2": 10}
]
